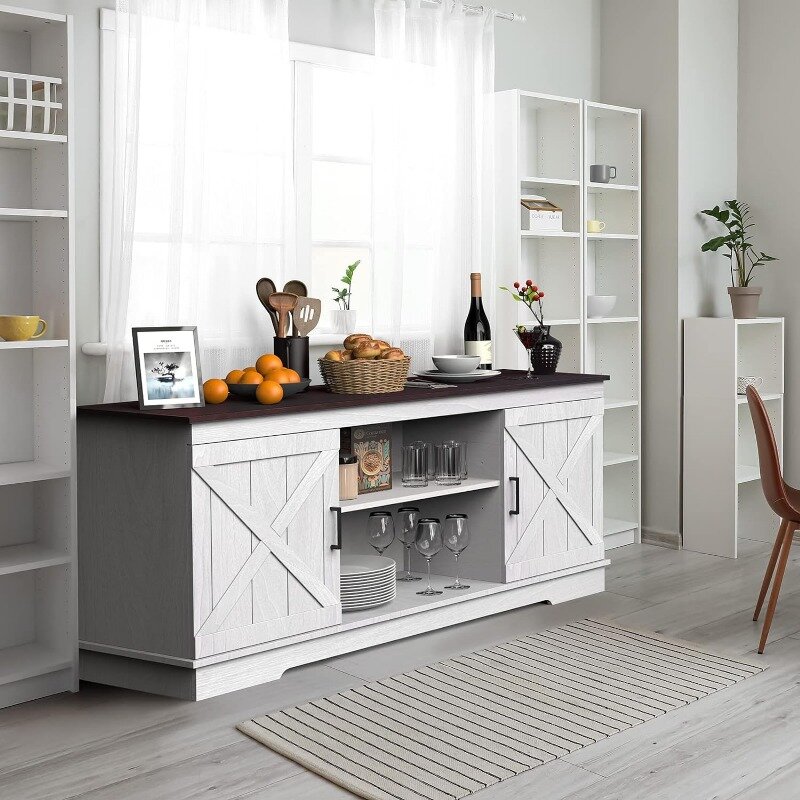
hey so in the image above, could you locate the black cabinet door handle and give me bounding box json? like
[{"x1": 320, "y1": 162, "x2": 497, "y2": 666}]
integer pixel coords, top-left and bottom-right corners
[
  {"x1": 330, "y1": 506, "x2": 342, "y2": 550},
  {"x1": 509, "y1": 477, "x2": 520, "y2": 516}
]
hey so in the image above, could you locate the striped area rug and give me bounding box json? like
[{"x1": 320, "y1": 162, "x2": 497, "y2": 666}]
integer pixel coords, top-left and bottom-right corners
[{"x1": 238, "y1": 618, "x2": 763, "y2": 800}]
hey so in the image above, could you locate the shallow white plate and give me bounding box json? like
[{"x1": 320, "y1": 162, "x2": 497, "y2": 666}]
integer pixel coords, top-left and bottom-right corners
[
  {"x1": 341, "y1": 586, "x2": 396, "y2": 598},
  {"x1": 341, "y1": 570, "x2": 396, "y2": 585},
  {"x1": 341, "y1": 575, "x2": 396, "y2": 589},
  {"x1": 341, "y1": 591, "x2": 397, "y2": 604},
  {"x1": 341, "y1": 579, "x2": 396, "y2": 591},
  {"x1": 341, "y1": 555, "x2": 397, "y2": 576},
  {"x1": 415, "y1": 369, "x2": 501, "y2": 384},
  {"x1": 342, "y1": 595, "x2": 396, "y2": 610}
]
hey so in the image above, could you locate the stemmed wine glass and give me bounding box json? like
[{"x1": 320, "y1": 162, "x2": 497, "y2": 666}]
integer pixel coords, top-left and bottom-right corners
[
  {"x1": 443, "y1": 513, "x2": 471, "y2": 589},
  {"x1": 513, "y1": 326, "x2": 537, "y2": 379},
  {"x1": 414, "y1": 518, "x2": 443, "y2": 596},
  {"x1": 366, "y1": 511, "x2": 395, "y2": 555},
  {"x1": 396, "y1": 506, "x2": 422, "y2": 582}
]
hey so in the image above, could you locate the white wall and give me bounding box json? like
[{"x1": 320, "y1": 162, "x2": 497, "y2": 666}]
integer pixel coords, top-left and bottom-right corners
[
  {"x1": 739, "y1": 0, "x2": 798, "y2": 482},
  {"x1": 599, "y1": 0, "x2": 738, "y2": 542}
]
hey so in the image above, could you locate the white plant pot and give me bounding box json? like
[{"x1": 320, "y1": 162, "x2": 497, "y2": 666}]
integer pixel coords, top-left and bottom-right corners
[{"x1": 331, "y1": 309, "x2": 358, "y2": 335}]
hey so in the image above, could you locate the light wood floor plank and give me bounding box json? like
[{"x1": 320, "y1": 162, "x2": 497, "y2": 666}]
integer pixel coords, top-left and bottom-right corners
[{"x1": 2, "y1": 543, "x2": 798, "y2": 800}]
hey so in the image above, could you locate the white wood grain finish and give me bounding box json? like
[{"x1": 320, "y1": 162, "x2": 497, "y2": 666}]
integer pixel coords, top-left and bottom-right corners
[
  {"x1": 504, "y1": 400, "x2": 603, "y2": 582},
  {"x1": 80, "y1": 383, "x2": 607, "y2": 697},
  {"x1": 191, "y1": 436, "x2": 341, "y2": 657}
]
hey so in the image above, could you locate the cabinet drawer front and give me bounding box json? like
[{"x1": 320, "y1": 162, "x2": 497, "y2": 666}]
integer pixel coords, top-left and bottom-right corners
[
  {"x1": 504, "y1": 400, "x2": 604, "y2": 581},
  {"x1": 191, "y1": 430, "x2": 341, "y2": 658}
]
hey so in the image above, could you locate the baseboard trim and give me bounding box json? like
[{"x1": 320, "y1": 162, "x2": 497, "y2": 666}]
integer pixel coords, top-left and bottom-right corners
[{"x1": 641, "y1": 527, "x2": 682, "y2": 550}]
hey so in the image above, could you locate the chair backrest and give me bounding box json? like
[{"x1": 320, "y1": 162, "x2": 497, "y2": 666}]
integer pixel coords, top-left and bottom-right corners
[{"x1": 746, "y1": 385, "x2": 787, "y2": 515}]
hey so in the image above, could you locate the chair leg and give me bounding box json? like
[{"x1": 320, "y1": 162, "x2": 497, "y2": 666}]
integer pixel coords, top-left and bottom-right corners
[
  {"x1": 754, "y1": 519, "x2": 790, "y2": 621},
  {"x1": 758, "y1": 522, "x2": 795, "y2": 654}
]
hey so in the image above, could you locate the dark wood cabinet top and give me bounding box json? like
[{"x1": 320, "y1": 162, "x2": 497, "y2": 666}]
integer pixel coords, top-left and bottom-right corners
[{"x1": 78, "y1": 370, "x2": 609, "y2": 425}]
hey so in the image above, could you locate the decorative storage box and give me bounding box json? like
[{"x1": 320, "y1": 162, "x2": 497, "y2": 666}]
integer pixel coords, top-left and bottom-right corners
[
  {"x1": 340, "y1": 424, "x2": 392, "y2": 493},
  {"x1": 521, "y1": 196, "x2": 563, "y2": 231}
]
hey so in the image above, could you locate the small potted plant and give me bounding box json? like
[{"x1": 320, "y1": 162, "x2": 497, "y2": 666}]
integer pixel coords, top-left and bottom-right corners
[
  {"x1": 500, "y1": 280, "x2": 561, "y2": 377},
  {"x1": 331, "y1": 259, "x2": 360, "y2": 334},
  {"x1": 701, "y1": 200, "x2": 778, "y2": 319}
]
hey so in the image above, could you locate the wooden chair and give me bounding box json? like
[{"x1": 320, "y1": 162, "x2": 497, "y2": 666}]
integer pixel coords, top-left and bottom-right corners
[{"x1": 747, "y1": 385, "x2": 798, "y2": 653}]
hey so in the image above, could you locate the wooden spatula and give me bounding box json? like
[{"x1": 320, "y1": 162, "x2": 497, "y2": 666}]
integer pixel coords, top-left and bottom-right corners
[
  {"x1": 256, "y1": 278, "x2": 279, "y2": 335},
  {"x1": 267, "y1": 292, "x2": 298, "y2": 339},
  {"x1": 292, "y1": 297, "x2": 322, "y2": 338}
]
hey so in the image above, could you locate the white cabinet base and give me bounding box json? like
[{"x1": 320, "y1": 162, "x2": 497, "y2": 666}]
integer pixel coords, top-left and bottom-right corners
[{"x1": 80, "y1": 561, "x2": 605, "y2": 700}]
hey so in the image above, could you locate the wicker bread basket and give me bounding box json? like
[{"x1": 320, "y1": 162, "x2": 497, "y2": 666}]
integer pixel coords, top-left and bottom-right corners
[{"x1": 318, "y1": 356, "x2": 411, "y2": 394}]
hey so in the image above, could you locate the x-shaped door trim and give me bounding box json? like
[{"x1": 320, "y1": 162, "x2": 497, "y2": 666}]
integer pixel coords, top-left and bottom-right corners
[
  {"x1": 193, "y1": 449, "x2": 338, "y2": 635},
  {"x1": 507, "y1": 414, "x2": 603, "y2": 564}
]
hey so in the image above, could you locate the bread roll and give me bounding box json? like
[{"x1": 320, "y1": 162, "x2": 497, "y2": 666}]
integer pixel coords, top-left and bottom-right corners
[
  {"x1": 374, "y1": 340, "x2": 392, "y2": 352},
  {"x1": 343, "y1": 333, "x2": 370, "y2": 350},
  {"x1": 380, "y1": 348, "x2": 405, "y2": 361},
  {"x1": 354, "y1": 342, "x2": 382, "y2": 359},
  {"x1": 324, "y1": 350, "x2": 342, "y2": 362},
  {"x1": 338, "y1": 349, "x2": 352, "y2": 361}
]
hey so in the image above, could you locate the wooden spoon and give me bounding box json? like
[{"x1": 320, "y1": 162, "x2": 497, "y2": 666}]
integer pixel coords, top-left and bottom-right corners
[
  {"x1": 283, "y1": 281, "x2": 307, "y2": 334},
  {"x1": 256, "y1": 278, "x2": 279, "y2": 335},
  {"x1": 283, "y1": 279, "x2": 307, "y2": 297},
  {"x1": 292, "y1": 297, "x2": 322, "y2": 338},
  {"x1": 268, "y1": 292, "x2": 298, "y2": 339}
]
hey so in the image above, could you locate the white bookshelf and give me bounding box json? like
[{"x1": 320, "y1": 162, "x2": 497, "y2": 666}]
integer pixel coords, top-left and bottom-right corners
[
  {"x1": 683, "y1": 317, "x2": 784, "y2": 558},
  {"x1": 495, "y1": 91, "x2": 642, "y2": 549},
  {"x1": 0, "y1": 6, "x2": 76, "y2": 708}
]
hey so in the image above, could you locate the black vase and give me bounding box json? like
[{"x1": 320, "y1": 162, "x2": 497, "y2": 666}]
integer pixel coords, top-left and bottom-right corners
[{"x1": 530, "y1": 325, "x2": 562, "y2": 375}]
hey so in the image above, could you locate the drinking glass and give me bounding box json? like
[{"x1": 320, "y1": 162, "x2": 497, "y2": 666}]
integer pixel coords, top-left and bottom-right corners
[
  {"x1": 434, "y1": 441, "x2": 463, "y2": 486},
  {"x1": 366, "y1": 511, "x2": 395, "y2": 555},
  {"x1": 402, "y1": 441, "x2": 428, "y2": 488},
  {"x1": 396, "y1": 506, "x2": 422, "y2": 582},
  {"x1": 414, "y1": 518, "x2": 443, "y2": 596},
  {"x1": 513, "y1": 326, "x2": 537, "y2": 379},
  {"x1": 442, "y1": 439, "x2": 468, "y2": 479},
  {"x1": 443, "y1": 514, "x2": 471, "y2": 589}
]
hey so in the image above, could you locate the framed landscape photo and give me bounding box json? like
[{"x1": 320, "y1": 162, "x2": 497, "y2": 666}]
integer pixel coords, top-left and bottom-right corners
[{"x1": 132, "y1": 326, "x2": 204, "y2": 410}]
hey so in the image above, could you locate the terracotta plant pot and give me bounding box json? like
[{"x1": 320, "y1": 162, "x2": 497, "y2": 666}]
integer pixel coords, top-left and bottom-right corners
[{"x1": 728, "y1": 286, "x2": 762, "y2": 319}]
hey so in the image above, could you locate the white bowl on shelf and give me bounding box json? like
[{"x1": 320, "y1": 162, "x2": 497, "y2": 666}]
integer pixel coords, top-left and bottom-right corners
[
  {"x1": 587, "y1": 295, "x2": 618, "y2": 318},
  {"x1": 432, "y1": 354, "x2": 480, "y2": 373}
]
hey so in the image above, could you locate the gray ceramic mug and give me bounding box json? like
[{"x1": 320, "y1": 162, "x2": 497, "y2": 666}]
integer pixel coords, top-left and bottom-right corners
[{"x1": 590, "y1": 164, "x2": 617, "y2": 183}]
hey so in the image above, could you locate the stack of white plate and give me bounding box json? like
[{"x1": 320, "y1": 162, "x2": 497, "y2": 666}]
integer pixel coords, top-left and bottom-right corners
[{"x1": 340, "y1": 555, "x2": 397, "y2": 611}]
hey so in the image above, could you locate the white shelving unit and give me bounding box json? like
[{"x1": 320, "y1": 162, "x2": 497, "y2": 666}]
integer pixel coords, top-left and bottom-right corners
[
  {"x1": 683, "y1": 317, "x2": 784, "y2": 558},
  {"x1": 0, "y1": 6, "x2": 76, "y2": 708},
  {"x1": 495, "y1": 91, "x2": 642, "y2": 549}
]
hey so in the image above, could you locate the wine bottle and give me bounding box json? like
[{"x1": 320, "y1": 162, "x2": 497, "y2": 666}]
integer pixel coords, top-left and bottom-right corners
[{"x1": 464, "y1": 272, "x2": 492, "y2": 370}]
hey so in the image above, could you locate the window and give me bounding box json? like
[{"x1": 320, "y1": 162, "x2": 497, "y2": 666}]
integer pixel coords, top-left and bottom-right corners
[{"x1": 100, "y1": 14, "x2": 384, "y2": 339}]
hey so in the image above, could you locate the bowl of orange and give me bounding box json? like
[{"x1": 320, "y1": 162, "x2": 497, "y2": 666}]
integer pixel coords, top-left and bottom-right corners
[{"x1": 225, "y1": 358, "x2": 309, "y2": 401}]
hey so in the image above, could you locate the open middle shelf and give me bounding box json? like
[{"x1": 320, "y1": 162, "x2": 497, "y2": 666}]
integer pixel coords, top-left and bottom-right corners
[{"x1": 341, "y1": 477, "x2": 501, "y2": 513}]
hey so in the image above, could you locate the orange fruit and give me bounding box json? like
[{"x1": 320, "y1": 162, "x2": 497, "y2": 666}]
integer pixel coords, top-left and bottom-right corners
[
  {"x1": 255, "y1": 379, "x2": 283, "y2": 405},
  {"x1": 255, "y1": 353, "x2": 283, "y2": 376},
  {"x1": 239, "y1": 369, "x2": 264, "y2": 385},
  {"x1": 226, "y1": 369, "x2": 245, "y2": 384},
  {"x1": 203, "y1": 378, "x2": 229, "y2": 404},
  {"x1": 264, "y1": 367, "x2": 301, "y2": 384}
]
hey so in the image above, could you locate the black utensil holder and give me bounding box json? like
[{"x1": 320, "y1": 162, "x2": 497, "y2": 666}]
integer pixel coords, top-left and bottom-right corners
[{"x1": 274, "y1": 336, "x2": 310, "y2": 379}]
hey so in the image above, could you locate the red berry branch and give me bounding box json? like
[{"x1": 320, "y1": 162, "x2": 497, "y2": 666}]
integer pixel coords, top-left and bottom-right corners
[{"x1": 501, "y1": 279, "x2": 546, "y2": 326}]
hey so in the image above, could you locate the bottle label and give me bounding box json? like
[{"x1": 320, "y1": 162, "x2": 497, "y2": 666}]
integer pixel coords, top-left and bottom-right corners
[{"x1": 465, "y1": 339, "x2": 492, "y2": 365}]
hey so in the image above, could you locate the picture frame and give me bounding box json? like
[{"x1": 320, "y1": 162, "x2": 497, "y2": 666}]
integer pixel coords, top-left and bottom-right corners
[{"x1": 132, "y1": 326, "x2": 204, "y2": 410}]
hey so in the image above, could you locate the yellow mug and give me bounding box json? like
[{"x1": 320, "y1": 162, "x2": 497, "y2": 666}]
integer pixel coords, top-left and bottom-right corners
[
  {"x1": 0, "y1": 315, "x2": 48, "y2": 342},
  {"x1": 587, "y1": 220, "x2": 606, "y2": 233}
]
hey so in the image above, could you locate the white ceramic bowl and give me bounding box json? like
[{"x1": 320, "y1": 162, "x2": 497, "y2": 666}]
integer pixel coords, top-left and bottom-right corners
[
  {"x1": 432, "y1": 354, "x2": 480, "y2": 374},
  {"x1": 587, "y1": 295, "x2": 618, "y2": 318}
]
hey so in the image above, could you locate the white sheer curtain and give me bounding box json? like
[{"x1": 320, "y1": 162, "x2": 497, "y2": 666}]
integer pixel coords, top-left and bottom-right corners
[
  {"x1": 372, "y1": 0, "x2": 495, "y2": 366},
  {"x1": 104, "y1": 0, "x2": 292, "y2": 402}
]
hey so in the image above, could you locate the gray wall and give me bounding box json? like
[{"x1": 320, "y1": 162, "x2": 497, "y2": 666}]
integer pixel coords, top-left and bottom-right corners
[
  {"x1": 599, "y1": 0, "x2": 738, "y2": 541},
  {"x1": 738, "y1": 0, "x2": 797, "y2": 482}
]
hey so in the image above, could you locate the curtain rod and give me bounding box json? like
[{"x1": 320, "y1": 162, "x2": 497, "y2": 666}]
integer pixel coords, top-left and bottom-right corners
[{"x1": 421, "y1": 1, "x2": 527, "y2": 22}]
